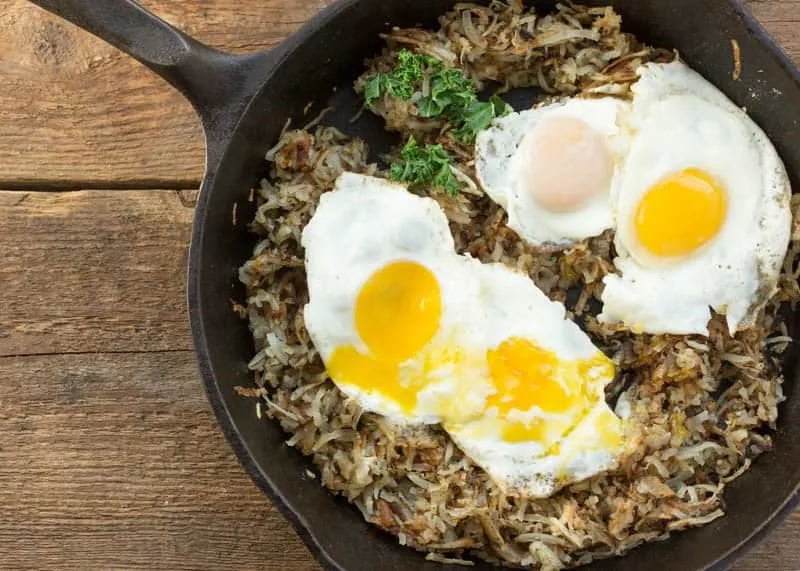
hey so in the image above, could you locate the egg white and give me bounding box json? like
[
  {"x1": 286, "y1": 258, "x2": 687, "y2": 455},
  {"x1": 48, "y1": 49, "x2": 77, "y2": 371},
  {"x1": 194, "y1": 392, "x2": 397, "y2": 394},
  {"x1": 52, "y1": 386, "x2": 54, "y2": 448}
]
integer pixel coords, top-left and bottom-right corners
[
  {"x1": 303, "y1": 173, "x2": 625, "y2": 495},
  {"x1": 476, "y1": 97, "x2": 631, "y2": 247},
  {"x1": 303, "y1": 174, "x2": 499, "y2": 424},
  {"x1": 600, "y1": 62, "x2": 792, "y2": 335},
  {"x1": 446, "y1": 262, "x2": 623, "y2": 497}
]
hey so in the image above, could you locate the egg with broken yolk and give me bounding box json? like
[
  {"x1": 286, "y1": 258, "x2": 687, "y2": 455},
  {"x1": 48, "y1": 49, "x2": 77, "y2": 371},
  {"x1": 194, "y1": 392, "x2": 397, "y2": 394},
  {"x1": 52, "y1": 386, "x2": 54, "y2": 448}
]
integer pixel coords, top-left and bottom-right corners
[
  {"x1": 443, "y1": 262, "x2": 623, "y2": 497},
  {"x1": 302, "y1": 172, "x2": 625, "y2": 496}
]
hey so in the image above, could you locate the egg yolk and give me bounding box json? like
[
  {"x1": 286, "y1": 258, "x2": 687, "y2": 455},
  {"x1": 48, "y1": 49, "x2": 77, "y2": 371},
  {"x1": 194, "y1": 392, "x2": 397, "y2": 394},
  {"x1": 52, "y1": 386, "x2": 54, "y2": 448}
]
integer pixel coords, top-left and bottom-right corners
[
  {"x1": 486, "y1": 337, "x2": 615, "y2": 444},
  {"x1": 635, "y1": 168, "x2": 727, "y2": 259},
  {"x1": 355, "y1": 260, "x2": 441, "y2": 362},
  {"x1": 519, "y1": 116, "x2": 615, "y2": 213},
  {"x1": 594, "y1": 408, "x2": 623, "y2": 450},
  {"x1": 487, "y1": 338, "x2": 581, "y2": 415},
  {"x1": 327, "y1": 260, "x2": 443, "y2": 413},
  {"x1": 327, "y1": 346, "x2": 407, "y2": 405}
]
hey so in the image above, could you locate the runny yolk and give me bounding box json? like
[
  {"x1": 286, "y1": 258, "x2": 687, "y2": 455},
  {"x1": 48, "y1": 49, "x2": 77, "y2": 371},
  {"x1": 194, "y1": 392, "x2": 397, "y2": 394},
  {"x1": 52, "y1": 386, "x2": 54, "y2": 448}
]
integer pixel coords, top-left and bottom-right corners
[
  {"x1": 325, "y1": 262, "x2": 621, "y2": 452},
  {"x1": 327, "y1": 260, "x2": 442, "y2": 413},
  {"x1": 502, "y1": 418, "x2": 551, "y2": 444},
  {"x1": 634, "y1": 168, "x2": 727, "y2": 259},
  {"x1": 327, "y1": 346, "x2": 409, "y2": 407},
  {"x1": 486, "y1": 337, "x2": 615, "y2": 444},
  {"x1": 594, "y1": 408, "x2": 623, "y2": 450},
  {"x1": 487, "y1": 337, "x2": 580, "y2": 415}
]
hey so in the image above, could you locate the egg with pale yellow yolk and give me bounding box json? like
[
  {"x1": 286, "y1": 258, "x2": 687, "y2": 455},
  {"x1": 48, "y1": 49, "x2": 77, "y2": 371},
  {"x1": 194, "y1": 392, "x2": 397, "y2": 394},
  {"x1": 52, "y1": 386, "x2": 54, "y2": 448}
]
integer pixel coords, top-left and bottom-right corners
[
  {"x1": 600, "y1": 61, "x2": 792, "y2": 336},
  {"x1": 302, "y1": 173, "x2": 626, "y2": 496},
  {"x1": 475, "y1": 97, "x2": 631, "y2": 247}
]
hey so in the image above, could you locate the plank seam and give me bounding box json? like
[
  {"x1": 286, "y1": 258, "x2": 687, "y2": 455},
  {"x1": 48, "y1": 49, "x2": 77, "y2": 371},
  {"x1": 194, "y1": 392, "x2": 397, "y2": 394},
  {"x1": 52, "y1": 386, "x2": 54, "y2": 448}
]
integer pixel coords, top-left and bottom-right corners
[
  {"x1": 0, "y1": 182, "x2": 201, "y2": 192},
  {"x1": 0, "y1": 349, "x2": 195, "y2": 360}
]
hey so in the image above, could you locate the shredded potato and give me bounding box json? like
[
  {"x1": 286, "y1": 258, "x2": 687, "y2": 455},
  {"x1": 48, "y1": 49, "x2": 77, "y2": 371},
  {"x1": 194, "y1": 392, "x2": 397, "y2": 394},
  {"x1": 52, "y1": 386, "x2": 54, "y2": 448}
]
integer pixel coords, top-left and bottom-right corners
[{"x1": 239, "y1": 2, "x2": 799, "y2": 568}]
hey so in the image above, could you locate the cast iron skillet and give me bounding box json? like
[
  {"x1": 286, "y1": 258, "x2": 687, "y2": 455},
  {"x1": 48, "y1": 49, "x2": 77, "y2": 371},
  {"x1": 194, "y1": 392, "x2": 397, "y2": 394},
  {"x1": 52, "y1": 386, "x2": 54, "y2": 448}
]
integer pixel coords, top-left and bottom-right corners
[{"x1": 26, "y1": 1, "x2": 800, "y2": 569}]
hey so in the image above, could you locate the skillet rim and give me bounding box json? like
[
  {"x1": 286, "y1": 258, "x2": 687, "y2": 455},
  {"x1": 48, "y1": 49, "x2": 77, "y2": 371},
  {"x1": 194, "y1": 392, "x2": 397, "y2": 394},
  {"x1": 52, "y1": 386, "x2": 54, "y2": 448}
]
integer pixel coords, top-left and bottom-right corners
[{"x1": 187, "y1": 1, "x2": 800, "y2": 570}]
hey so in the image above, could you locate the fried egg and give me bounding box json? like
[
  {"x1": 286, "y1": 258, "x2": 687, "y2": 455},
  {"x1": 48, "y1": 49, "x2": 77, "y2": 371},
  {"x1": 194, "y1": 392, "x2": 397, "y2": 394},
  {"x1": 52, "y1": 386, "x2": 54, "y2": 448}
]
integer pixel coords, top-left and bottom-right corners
[
  {"x1": 445, "y1": 263, "x2": 623, "y2": 496},
  {"x1": 599, "y1": 62, "x2": 792, "y2": 335},
  {"x1": 476, "y1": 97, "x2": 631, "y2": 247},
  {"x1": 303, "y1": 173, "x2": 625, "y2": 496},
  {"x1": 303, "y1": 173, "x2": 492, "y2": 423}
]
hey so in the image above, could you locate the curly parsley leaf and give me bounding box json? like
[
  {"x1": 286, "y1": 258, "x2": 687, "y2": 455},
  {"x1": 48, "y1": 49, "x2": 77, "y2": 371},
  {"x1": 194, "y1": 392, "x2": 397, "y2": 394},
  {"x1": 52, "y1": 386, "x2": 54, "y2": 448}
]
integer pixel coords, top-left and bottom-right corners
[
  {"x1": 365, "y1": 50, "x2": 439, "y2": 107},
  {"x1": 363, "y1": 74, "x2": 386, "y2": 107},
  {"x1": 417, "y1": 96, "x2": 445, "y2": 118},
  {"x1": 417, "y1": 67, "x2": 475, "y2": 118},
  {"x1": 453, "y1": 95, "x2": 513, "y2": 142},
  {"x1": 389, "y1": 137, "x2": 461, "y2": 196},
  {"x1": 432, "y1": 67, "x2": 477, "y2": 107},
  {"x1": 434, "y1": 162, "x2": 461, "y2": 196},
  {"x1": 364, "y1": 50, "x2": 512, "y2": 142},
  {"x1": 386, "y1": 50, "x2": 432, "y2": 98}
]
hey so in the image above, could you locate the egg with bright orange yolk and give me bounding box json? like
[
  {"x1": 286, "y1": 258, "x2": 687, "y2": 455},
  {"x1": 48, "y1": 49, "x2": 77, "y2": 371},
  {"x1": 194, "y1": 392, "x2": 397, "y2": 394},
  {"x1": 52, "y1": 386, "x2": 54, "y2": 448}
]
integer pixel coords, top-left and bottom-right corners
[
  {"x1": 445, "y1": 263, "x2": 623, "y2": 497},
  {"x1": 476, "y1": 97, "x2": 630, "y2": 247},
  {"x1": 302, "y1": 173, "x2": 626, "y2": 496},
  {"x1": 325, "y1": 259, "x2": 492, "y2": 422},
  {"x1": 600, "y1": 61, "x2": 791, "y2": 336},
  {"x1": 303, "y1": 173, "x2": 493, "y2": 423},
  {"x1": 633, "y1": 168, "x2": 727, "y2": 260}
]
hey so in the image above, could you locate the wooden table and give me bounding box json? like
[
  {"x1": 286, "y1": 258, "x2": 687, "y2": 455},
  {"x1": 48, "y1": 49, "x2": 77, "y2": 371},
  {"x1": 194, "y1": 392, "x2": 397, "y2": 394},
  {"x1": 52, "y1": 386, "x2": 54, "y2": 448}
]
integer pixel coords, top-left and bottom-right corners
[{"x1": 1, "y1": 1, "x2": 798, "y2": 569}]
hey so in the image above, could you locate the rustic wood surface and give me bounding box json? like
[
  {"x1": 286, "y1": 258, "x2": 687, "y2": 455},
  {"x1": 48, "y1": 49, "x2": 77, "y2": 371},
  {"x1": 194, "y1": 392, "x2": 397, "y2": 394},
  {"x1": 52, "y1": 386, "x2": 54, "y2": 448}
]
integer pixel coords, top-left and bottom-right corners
[{"x1": 0, "y1": 1, "x2": 798, "y2": 569}]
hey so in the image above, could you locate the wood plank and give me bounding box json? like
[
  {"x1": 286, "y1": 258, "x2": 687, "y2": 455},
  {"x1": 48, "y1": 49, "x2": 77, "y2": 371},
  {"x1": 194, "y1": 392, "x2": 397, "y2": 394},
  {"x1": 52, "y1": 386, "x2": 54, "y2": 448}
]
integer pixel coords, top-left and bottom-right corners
[
  {"x1": 0, "y1": 0, "x2": 334, "y2": 189},
  {"x1": 746, "y1": 0, "x2": 800, "y2": 24},
  {"x1": 0, "y1": 350, "x2": 318, "y2": 571},
  {"x1": 0, "y1": 0, "x2": 794, "y2": 188},
  {"x1": 0, "y1": 190, "x2": 196, "y2": 356}
]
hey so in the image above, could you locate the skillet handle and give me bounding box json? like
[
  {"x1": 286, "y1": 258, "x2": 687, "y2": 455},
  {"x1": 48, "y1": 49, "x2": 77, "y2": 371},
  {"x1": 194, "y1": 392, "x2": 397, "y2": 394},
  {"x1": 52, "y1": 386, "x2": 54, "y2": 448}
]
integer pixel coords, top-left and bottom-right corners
[{"x1": 25, "y1": 0, "x2": 273, "y2": 171}]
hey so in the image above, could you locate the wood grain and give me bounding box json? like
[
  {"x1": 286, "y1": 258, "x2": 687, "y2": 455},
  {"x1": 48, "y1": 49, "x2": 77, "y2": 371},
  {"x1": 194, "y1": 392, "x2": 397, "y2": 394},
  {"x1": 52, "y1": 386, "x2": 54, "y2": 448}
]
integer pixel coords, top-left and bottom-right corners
[
  {"x1": 746, "y1": 0, "x2": 800, "y2": 24},
  {"x1": 0, "y1": 0, "x2": 334, "y2": 189},
  {"x1": 0, "y1": 190, "x2": 196, "y2": 356},
  {"x1": 0, "y1": 350, "x2": 317, "y2": 571},
  {"x1": 0, "y1": 0, "x2": 794, "y2": 188},
  {"x1": 0, "y1": 189, "x2": 320, "y2": 569},
  {"x1": 1, "y1": 1, "x2": 800, "y2": 570}
]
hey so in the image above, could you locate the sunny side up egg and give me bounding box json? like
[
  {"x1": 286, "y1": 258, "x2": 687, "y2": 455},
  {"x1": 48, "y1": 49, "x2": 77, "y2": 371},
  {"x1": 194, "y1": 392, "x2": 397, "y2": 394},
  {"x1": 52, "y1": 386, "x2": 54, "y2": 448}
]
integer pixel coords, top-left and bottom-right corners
[
  {"x1": 600, "y1": 62, "x2": 792, "y2": 335},
  {"x1": 303, "y1": 173, "x2": 493, "y2": 424},
  {"x1": 302, "y1": 173, "x2": 626, "y2": 496},
  {"x1": 475, "y1": 97, "x2": 631, "y2": 247}
]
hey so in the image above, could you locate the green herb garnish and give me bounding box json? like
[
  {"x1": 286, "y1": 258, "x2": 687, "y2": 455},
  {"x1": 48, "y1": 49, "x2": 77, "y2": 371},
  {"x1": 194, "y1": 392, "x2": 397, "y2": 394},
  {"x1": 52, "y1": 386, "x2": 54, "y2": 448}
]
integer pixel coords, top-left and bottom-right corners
[
  {"x1": 364, "y1": 50, "x2": 434, "y2": 106},
  {"x1": 417, "y1": 66, "x2": 476, "y2": 118},
  {"x1": 390, "y1": 137, "x2": 461, "y2": 196},
  {"x1": 363, "y1": 75, "x2": 386, "y2": 108},
  {"x1": 364, "y1": 49, "x2": 512, "y2": 142},
  {"x1": 453, "y1": 95, "x2": 512, "y2": 142}
]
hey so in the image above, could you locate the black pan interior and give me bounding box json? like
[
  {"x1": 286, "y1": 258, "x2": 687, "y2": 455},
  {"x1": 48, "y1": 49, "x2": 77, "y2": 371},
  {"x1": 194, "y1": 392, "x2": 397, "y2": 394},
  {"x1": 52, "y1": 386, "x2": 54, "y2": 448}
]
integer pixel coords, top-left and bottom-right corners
[{"x1": 190, "y1": 1, "x2": 800, "y2": 569}]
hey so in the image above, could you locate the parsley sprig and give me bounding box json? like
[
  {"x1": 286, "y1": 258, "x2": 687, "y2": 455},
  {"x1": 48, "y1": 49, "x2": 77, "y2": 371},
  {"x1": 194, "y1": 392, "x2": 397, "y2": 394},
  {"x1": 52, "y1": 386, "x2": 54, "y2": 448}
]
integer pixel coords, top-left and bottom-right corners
[
  {"x1": 389, "y1": 137, "x2": 461, "y2": 196},
  {"x1": 364, "y1": 50, "x2": 428, "y2": 104},
  {"x1": 364, "y1": 50, "x2": 512, "y2": 142}
]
